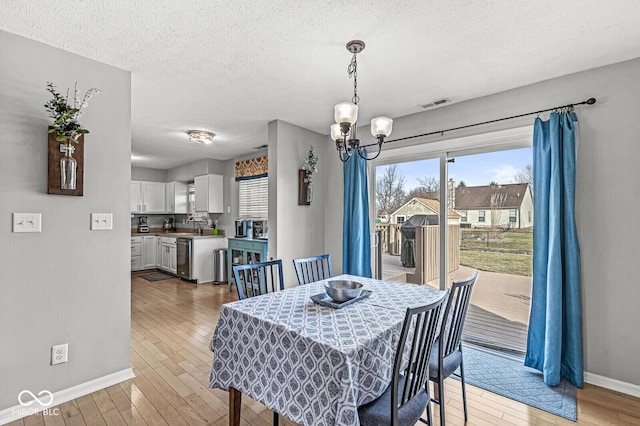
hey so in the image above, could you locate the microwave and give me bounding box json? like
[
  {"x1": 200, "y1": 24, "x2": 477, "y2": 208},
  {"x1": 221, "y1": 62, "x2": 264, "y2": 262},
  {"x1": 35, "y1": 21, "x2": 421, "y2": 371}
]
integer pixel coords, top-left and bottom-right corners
[{"x1": 252, "y1": 220, "x2": 268, "y2": 239}]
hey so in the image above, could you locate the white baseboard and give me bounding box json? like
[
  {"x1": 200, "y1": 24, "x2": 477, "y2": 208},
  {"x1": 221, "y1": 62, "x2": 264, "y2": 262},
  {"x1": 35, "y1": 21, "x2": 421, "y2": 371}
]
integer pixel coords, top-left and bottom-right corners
[
  {"x1": 585, "y1": 372, "x2": 640, "y2": 398},
  {"x1": 0, "y1": 368, "x2": 135, "y2": 425}
]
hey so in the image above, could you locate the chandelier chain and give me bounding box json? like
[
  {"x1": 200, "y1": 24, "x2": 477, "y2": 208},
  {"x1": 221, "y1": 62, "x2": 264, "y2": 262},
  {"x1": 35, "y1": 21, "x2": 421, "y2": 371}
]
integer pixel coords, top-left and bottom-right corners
[{"x1": 348, "y1": 53, "x2": 359, "y2": 105}]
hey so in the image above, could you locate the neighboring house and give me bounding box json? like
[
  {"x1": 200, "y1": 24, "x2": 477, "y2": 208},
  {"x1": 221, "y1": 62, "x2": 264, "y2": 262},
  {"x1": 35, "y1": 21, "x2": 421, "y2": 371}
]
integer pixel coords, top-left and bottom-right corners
[
  {"x1": 454, "y1": 183, "x2": 533, "y2": 229},
  {"x1": 390, "y1": 197, "x2": 460, "y2": 225}
]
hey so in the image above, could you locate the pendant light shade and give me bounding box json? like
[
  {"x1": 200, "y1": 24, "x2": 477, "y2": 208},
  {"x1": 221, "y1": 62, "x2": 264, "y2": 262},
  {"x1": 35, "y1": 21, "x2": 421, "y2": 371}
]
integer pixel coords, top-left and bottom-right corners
[
  {"x1": 334, "y1": 102, "x2": 358, "y2": 125},
  {"x1": 330, "y1": 123, "x2": 343, "y2": 141},
  {"x1": 371, "y1": 117, "x2": 393, "y2": 138}
]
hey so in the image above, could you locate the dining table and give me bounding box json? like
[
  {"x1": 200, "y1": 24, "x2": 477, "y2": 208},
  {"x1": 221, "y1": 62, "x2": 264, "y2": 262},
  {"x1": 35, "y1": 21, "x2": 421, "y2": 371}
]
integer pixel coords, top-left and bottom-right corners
[{"x1": 208, "y1": 274, "x2": 445, "y2": 426}]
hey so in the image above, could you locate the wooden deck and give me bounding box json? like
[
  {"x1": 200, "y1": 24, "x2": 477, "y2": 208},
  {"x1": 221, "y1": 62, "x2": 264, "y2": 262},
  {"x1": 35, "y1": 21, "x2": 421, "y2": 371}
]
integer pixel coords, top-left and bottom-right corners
[{"x1": 381, "y1": 253, "x2": 529, "y2": 353}]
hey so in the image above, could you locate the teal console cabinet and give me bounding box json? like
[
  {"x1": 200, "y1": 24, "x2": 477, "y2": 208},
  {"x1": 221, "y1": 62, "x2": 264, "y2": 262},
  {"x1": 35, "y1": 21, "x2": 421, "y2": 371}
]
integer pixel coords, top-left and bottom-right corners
[{"x1": 227, "y1": 238, "x2": 268, "y2": 291}]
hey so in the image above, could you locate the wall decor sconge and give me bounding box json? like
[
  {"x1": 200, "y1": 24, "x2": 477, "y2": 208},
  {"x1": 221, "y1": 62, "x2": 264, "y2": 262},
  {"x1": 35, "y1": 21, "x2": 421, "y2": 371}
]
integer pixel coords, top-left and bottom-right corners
[
  {"x1": 44, "y1": 82, "x2": 100, "y2": 196},
  {"x1": 298, "y1": 145, "x2": 318, "y2": 205},
  {"x1": 48, "y1": 130, "x2": 84, "y2": 195}
]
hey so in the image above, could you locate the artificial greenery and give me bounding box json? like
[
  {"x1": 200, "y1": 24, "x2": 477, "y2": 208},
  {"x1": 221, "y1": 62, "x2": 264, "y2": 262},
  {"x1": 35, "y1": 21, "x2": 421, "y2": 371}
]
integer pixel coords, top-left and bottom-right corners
[
  {"x1": 302, "y1": 145, "x2": 319, "y2": 183},
  {"x1": 44, "y1": 82, "x2": 100, "y2": 144}
]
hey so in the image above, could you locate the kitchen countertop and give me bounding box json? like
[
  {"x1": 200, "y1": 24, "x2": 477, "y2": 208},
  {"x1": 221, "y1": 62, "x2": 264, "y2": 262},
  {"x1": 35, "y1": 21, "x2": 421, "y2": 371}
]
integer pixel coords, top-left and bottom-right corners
[{"x1": 131, "y1": 229, "x2": 226, "y2": 240}]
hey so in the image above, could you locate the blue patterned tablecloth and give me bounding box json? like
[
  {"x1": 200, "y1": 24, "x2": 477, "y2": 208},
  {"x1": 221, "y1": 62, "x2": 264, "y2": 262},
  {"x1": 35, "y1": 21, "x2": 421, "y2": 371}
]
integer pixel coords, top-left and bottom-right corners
[{"x1": 209, "y1": 274, "x2": 443, "y2": 426}]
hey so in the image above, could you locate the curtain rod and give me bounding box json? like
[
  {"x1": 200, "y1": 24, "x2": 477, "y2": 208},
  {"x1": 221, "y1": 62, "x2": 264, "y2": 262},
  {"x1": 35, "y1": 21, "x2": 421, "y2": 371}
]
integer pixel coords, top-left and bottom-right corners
[{"x1": 362, "y1": 97, "x2": 596, "y2": 148}]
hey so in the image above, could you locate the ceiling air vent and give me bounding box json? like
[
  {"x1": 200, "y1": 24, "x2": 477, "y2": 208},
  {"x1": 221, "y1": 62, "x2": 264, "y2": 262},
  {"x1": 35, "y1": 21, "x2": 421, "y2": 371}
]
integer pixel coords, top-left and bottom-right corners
[{"x1": 421, "y1": 98, "x2": 451, "y2": 109}]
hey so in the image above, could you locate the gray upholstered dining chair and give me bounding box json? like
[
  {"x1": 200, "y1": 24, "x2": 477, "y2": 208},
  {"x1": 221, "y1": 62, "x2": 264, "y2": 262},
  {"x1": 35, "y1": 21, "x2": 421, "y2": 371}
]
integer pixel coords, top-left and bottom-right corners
[
  {"x1": 292, "y1": 254, "x2": 333, "y2": 285},
  {"x1": 232, "y1": 259, "x2": 285, "y2": 300},
  {"x1": 358, "y1": 291, "x2": 448, "y2": 426},
  {"x1": 429, "y1": 271, "x2": 478, "y2": 426}
]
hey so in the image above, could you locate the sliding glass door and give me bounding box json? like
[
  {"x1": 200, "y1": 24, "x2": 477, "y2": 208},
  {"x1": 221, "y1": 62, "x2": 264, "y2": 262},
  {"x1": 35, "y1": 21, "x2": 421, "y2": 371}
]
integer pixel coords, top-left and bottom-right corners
[{"x1": 372, "y1": 127, "x2": 533, "y2": 353}]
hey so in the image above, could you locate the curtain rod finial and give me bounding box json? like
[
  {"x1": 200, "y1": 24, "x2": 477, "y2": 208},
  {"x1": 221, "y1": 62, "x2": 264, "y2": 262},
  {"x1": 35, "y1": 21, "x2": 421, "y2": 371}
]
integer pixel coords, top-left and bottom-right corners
[{"x1": 586, "y1": 98, "x2": 596, "y2": 105}]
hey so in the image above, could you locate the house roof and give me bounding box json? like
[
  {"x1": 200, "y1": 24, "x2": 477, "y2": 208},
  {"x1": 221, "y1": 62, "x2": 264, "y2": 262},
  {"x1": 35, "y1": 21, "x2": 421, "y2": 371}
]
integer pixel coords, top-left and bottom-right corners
[
  {"x1": 455, "y1": 183, "x2": 530, "y2": 210},
  {"x1": 392, "y1": 197, "x2": 460, "y2": 217}
]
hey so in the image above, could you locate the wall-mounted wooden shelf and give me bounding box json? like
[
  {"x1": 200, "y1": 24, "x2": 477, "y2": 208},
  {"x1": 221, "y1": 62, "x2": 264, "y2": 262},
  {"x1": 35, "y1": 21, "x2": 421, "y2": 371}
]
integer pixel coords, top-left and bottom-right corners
[
  {"x1": 298, "y1": 169, "x2": 310, "y2": 205},
  {"x1": 47, "y1": 130, "x2": 84, "y2": 196}
]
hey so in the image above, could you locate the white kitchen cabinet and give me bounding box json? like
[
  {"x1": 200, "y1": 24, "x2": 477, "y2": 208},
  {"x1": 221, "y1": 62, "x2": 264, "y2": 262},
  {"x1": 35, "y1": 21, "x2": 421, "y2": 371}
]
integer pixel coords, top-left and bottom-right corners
[
  {"x1": 131, "y1": 181, "x2": 166, "y2": 213},
  {"x1": 131, "y1": 182, "x2": 142, "y2": 213},
  {"x1": 131, "y1": 237, "x2": 142, "y2": 271},
  {"x1": 160, "y1": 237, "x2": 177, "y2": 274},
  {"x1": 142, "y1": 236, "x2": 157, "y2": 269},
  {"x1": 169, "y1": 245, "x2": 177, "y2": 274},
  {"x1": 165, "y1": 181, "x2": 188, "y2": 214},
  {"x1": 156, "y1": 237, "x2": 162, "y2": 267},
  {"x1": 194, "y1": 174, "x2": 223, "y2": 213}
]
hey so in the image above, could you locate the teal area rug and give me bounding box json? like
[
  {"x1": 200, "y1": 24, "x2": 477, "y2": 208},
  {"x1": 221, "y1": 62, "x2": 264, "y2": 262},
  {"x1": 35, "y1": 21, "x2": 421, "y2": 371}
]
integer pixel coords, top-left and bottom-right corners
[{"x1": 459, "y1": 344, "x2": 577, "y2": 421}]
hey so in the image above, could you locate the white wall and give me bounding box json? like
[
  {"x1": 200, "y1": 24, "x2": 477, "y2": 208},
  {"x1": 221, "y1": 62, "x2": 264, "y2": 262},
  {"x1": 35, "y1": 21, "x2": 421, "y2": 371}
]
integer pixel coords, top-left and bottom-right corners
[
  {"x1": 268, "y1": 120, "x2": 327, "y2": 285},
  {"x1": 0, "y1": 31, "x2": 132, "y2": 410},
  {"x1": 131, "y1": 166, "x2": 166, "y2": 182},
  {"x1": 324, "y1": 57, "x2": 640, "y2": 387}
]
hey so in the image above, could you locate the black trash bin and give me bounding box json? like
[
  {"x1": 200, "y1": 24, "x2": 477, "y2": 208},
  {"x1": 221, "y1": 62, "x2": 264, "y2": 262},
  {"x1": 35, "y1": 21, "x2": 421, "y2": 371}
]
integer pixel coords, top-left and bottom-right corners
[{"x1": 400, "y1": 214, "x2": 439, "y2": 267}]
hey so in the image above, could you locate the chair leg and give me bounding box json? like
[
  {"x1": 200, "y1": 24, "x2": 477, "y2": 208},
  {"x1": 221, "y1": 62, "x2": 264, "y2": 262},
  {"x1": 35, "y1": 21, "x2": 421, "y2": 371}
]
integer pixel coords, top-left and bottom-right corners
[
  {"x1": 438, "y1": 377, "x2": 445, "y2": 426},
  {"x1": 273, "y1": 412, "x2": 279, "y2": 426},
  {"x1": 459, "y1": 358, "x2": 468, "y2": 422},
  {"x1": 426, "y1": 396, "x2": 433, "y2": 425}
]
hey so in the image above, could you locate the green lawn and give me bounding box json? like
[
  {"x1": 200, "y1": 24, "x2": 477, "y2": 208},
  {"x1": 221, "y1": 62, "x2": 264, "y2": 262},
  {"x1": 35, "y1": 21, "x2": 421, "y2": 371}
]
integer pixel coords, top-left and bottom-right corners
[
  {"x1": 461, "y1": 229, "x2": 532, "y2": 252},
  {"x1": 459, "y1": 229, "x2": 533, "y2": 276}
]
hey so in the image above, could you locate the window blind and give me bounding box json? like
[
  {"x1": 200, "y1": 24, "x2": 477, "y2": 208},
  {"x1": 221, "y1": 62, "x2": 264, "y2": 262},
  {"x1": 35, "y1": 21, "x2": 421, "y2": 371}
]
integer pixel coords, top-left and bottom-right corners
[{"x1": 239, "y1": 177, "x2": 268, "y2": 218}]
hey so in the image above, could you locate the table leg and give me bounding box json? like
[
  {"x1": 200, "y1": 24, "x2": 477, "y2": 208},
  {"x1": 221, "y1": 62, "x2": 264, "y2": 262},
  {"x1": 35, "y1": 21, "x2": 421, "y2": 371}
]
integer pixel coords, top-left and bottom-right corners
[{"x1": 229, "y1": 387, "x2": 241, "y2": 426}]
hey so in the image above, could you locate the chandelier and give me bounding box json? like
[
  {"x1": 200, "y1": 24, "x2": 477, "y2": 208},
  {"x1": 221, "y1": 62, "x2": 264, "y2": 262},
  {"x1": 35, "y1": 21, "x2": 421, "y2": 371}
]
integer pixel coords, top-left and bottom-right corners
[{"x1": 330, "y1": 40, "x2": 393, "y2": 162}]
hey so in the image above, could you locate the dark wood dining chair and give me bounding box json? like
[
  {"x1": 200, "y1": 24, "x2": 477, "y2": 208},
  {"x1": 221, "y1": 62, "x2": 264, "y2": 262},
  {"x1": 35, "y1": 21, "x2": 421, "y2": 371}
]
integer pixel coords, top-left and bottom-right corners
[
  {"x1": 292, "y1": 254, "x2": 333, "y2": 285},
  {"x1": 358, "y1": 291, "x2": 448, "y2": 426},
  {"x1": 429, "y1": 271, "x2": 478, "y2": 426},
  {"x1": 232, "y1": 259, "x2": 284, "y2": 300}
]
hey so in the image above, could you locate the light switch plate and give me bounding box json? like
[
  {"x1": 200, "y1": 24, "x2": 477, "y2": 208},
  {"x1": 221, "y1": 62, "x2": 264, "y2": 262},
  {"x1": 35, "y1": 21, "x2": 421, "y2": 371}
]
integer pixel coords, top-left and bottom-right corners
[
  {"x1": 13, "y1": 213, "x2": 42, "y2": 233},
  {"x1": 91, "y1": 213, "x2": 113, "y2": 230}
]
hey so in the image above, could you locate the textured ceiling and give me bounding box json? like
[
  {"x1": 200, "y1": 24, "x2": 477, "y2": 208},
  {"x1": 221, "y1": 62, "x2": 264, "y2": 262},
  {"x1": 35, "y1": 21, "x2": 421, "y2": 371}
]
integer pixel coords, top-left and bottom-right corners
[{"x1": 2, "y1": 1, "x2": 640, "y2": 169}]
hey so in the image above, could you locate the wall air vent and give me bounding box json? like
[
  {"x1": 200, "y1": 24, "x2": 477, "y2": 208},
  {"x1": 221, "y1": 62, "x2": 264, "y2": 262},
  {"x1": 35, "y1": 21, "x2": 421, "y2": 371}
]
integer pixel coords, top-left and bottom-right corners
[{"x1": 420, "y1": 98, "x2": 451, "y2": 109}]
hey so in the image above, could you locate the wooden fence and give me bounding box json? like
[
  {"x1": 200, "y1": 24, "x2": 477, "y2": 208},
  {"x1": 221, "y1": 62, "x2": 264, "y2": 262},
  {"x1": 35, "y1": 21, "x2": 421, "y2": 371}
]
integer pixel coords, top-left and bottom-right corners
[{"x1": 376, "y1": 223, "x2": 460, "y2": 284}]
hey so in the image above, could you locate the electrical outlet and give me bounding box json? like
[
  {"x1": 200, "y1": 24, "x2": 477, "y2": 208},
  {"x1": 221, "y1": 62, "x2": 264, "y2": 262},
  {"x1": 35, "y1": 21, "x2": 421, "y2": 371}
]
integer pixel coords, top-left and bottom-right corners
[{"x1": 51, "y1": 343, "x2": 68, "y2": 365}]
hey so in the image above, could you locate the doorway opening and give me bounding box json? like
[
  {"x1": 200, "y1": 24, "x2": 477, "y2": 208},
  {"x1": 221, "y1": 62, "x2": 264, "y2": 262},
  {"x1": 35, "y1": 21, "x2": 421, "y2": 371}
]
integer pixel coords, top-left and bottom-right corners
[{"x1": 373, "y1": 131, "x2": 533, "y2": 353}]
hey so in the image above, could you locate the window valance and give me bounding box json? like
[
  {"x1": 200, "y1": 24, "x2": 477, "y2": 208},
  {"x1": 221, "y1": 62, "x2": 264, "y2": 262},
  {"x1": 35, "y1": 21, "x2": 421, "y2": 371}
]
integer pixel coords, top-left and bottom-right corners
[{"x1": 235, "y1": 155, "x2": 268, "y2": 181}]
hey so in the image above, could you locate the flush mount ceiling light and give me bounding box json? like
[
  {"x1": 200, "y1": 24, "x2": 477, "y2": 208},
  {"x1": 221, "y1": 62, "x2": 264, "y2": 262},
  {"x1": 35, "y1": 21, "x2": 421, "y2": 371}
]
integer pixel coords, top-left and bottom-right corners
[
  {"x1": 330, "y1": 40, "x2": 393, "y2": 162},
  {"x1": 187, "y1": 130, "x2": 215, "y2": 145}
]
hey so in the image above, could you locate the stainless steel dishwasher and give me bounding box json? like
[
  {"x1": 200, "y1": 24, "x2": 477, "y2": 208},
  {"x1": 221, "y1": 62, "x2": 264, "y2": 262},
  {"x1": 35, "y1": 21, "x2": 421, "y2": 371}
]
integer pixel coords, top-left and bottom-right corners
[{"x1": 177, "y1": 238, "x2": 193, "y2": 280}]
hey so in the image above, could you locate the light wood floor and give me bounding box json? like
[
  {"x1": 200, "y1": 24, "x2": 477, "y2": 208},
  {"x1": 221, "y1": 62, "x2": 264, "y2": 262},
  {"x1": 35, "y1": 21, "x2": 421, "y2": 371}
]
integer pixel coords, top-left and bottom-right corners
[{"x1": 11, "y1": 273, "x2": 640, "y2": 426}]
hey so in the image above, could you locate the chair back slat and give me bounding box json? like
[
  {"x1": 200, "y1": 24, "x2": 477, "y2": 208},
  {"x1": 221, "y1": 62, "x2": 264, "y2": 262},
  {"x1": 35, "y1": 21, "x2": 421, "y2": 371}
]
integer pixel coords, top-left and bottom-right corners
[
  {"x1": 440, "y1": 272, "x2": 478, "y2": 358},
  {"x1": 391, "y1": 291, "x2": 448, "y2": 424},
  {"x1": 293, "y1": 254, "x2": 333, "y2": 285},
  {"x1": 233, "y1": 260, "x2": 284, "y2": 300}
]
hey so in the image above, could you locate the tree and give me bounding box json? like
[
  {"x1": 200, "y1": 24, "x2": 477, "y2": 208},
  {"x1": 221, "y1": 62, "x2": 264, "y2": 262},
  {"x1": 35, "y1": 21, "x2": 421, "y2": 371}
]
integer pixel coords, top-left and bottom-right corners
[
  {"x1": 513, "y1": 163, "x2": 534, "y2": 189},
  {"x1": 489, "y1": 181, "x2": 498, "y2": 186},
  {"x1": 404, "y1": 176, "x2": 440, "y2": 201},
  {"x1": 457, "y1": 180, "x2": 467, "y2": 188},
  {"x1": 376, "y1": 165, "x2": 406, "y2": 217},
  {"x1": 416, "y1": 176, "x2": 440, "y2": 194}
]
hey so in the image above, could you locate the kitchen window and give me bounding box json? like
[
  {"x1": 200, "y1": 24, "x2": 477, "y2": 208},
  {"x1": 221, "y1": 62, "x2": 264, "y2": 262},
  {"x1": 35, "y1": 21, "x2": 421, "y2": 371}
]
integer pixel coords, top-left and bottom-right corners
[{"x1": 239, "y1": 176, "x2": 268, "y2": 218}]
